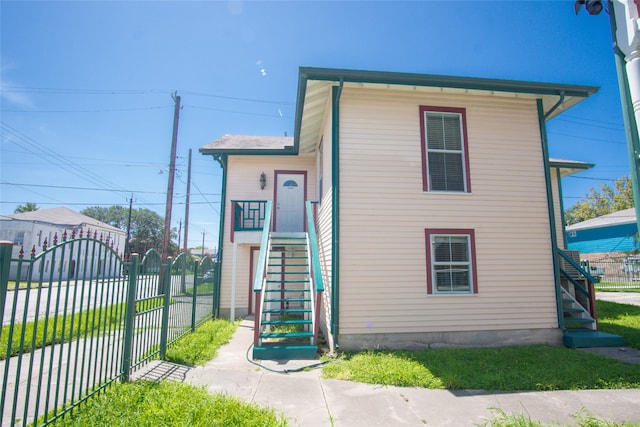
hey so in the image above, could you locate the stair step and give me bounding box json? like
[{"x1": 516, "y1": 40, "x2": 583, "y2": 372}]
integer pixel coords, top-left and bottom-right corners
[
  {"x1": 267, "y1": 279, "x2": 309, "y2": 283},
  {"x1": 264, "y1": 288, "x2": 307, "y2": 293},
  {"x1": 267, "y1": 271, "x2": 309, "y2": 275},
  {"x1": 263, "y1": 308, "x2": 311, "y2": 314},
  {"x1": 271, "y1": 232, "x2": 306, "y2": 238},
  {"x1": 260, "y1": 331, "x2": 313, "y2": 339},
  {"x1": 268, "y1": 264, "x2": 309, "y2": 267},
  {"x1": 253, "y1": 344, "x2": 318, "y2": 360},
  {"x1": 563, "y1": 331, "x2": 625, "y2": 348},
  {"x1": 264, "y1": 298, "x2": 310, "y2": 303},
  {"x1": 261, "y1": 319, "x2": 312, "y2": 325},
  {"x1": 563, "y1": 317, "x2": 594, "y2": 324}
]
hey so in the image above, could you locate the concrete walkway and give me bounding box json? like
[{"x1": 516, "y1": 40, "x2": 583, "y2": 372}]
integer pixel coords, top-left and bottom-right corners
[
  {"x1": 129, "y1": 317, "x2": 640, "y2": 427},
  {"x1": 133, "y1": 292, "x2": 640, "y2": 426}
]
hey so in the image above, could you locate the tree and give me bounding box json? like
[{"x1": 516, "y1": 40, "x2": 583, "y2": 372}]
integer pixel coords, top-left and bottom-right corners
[
  {"x1": 81, "y1": 206, "x2": 178, "y2": 256},
  {"x1": 564, "y1": 176, "x2": 634, "y2": 225},
  {"x1": 14, "y1": 202, "x2": 38, "y2": 213}
]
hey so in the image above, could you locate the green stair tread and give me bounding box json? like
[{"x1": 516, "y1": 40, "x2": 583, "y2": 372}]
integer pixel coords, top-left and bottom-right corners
[
  {"x1": 262, "y1": 308, "x2": 311, "y2": 314},
  {"x1": 264, "y1": 297, "x2": 311, "y2": 303},
  {"x1": 261, "y1": 319, "x2": 312, "y2": 325},
  {"x1": 264, "y1": 288, "x2": 308, "y2": 293},
  {"x1": 563, "y1": 330, "x2": 625, "y2": 348},
  {"x1": 252, "y1": 344, "x2": 318, "y2": 360},
  {"x1": 266, "y1": 279, "x2": 309, "y2": 283},
  {"x1": 260, "y1": 331, "x2": 313, "y2": 338}
]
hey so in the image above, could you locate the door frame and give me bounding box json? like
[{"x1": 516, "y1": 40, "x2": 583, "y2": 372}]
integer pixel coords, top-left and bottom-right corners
[{"x1": 273, "y1": 170, "x2": 308, "y2": 232}]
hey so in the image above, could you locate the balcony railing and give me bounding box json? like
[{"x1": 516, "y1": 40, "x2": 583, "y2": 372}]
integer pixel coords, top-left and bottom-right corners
[{"x1": 233, "y1": 200, "x2": 268, "y2": 231}]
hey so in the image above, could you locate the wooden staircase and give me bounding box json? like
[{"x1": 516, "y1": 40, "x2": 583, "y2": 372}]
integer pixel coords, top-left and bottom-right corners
[
  {"x1": 253, "y1": 232, "x2": 319, "y2": 360},
  {"x1": 558, "y1": 249, "x2": 624, "y2": 348}
]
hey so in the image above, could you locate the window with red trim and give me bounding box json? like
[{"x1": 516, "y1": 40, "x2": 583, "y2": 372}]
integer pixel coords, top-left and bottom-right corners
[
  {"x1": 425, "y1": 229, "x2": 478, "y2": 294},
  {"x1": 419, "y1": 106, "x2": 471, "y2": 192}
]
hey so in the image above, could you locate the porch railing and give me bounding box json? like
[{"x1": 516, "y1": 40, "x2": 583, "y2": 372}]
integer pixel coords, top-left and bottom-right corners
[
  {"x1": 233, "y1": 200, "x2": 268, "y2": 231},
  {"x1": 305, "y1": 201, "x2": 324, "y2": 344}
]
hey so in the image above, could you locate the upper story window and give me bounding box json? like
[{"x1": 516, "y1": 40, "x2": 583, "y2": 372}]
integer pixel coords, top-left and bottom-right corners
[{"x1": 419, "y1": 106, "x2": 471, "y2": 193}]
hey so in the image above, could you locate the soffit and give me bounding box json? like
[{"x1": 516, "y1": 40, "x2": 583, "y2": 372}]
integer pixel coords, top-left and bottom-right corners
[{"x1": 297, "y1": 77, "x2": 593, "y2": 156}]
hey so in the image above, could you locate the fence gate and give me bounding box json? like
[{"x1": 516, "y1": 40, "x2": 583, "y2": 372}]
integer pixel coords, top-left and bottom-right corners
[{"x1": 0, "y1": 235, "x2": 172, "y2": 426}]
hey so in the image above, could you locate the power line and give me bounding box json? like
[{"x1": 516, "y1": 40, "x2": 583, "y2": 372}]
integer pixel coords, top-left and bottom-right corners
[
  {"x1": 0, "y1": 121, "x2": 157, "y2": 209},
  {"x1": 547, "y1": 131, "x2": 625, "y2": 145},
  {"x1": 1, "y1": 106, "x2": 171, "y2": 113}
]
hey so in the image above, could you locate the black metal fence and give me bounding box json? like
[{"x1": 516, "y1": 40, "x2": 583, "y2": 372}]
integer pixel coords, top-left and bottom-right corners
[
  {"x1": 581, "y1": 257, "x2": 640, "y2": 289},
  {"x1": 0, "y1": 233, "x2": 217, "y2": 426}
]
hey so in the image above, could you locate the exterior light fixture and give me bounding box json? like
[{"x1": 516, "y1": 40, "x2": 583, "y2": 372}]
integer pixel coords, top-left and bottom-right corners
[
  {"x1": 260, "y1": 172, "x2": 266, "y2": 190},
  {"x1": 574, "y1": 0, "x2": 603, "y2": 15}
]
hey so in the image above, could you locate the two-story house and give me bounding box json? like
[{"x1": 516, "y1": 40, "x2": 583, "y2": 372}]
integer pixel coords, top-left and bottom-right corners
[{"x1": 200, "y1": 67, "x2": 623, "y2": 359}]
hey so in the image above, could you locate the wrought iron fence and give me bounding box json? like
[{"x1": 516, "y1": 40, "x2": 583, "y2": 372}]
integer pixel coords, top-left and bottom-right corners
[
  {"x1": 581, "y1": 258, "x2": 640, "y2": 289},
  {"x1": 1, "y1": 233, "x2": 217, "y2": 426}
]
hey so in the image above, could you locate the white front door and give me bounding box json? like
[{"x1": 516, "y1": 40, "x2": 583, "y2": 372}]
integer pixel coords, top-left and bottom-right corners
[{"x1": 275, "y1": 172, "x2": 305, "y2": 232}]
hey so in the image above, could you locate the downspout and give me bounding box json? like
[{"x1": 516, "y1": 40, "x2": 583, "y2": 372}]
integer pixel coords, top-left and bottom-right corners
[
  {"x1": 556, "y1": 167, "x2": 568, "y2": 249},
  {"x1": 544, "y1": 91, "x2": 565, "y2": 120},
  {"x1": 537, "y1": 99, "x2": 564, "y2": 331},
  {"x1": 331, "y1": 78, "x2": 344, "y2": 346},
  {"x1": 213, "y1": 153, "x2": 227, "y2": 318}
]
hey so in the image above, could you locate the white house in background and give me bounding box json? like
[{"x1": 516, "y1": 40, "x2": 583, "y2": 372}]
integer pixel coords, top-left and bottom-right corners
[
  {"x1": 201, "y1": 67, "x2": 622, "y2": 359},
  {"x1": 0, "y1": 207, "x2": 126, "y2": 280}
]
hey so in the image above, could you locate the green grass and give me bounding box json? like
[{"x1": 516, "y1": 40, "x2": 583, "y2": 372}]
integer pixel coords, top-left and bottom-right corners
[
  {"x1": 1, "y1": 298, "x2": 164, "y2": 360},
  {"x1": 480, "y1": 408, "x2": 640, "y2": 427},
  {"x1": 48, "y1": 380, "x2": 287, "y2": 427},
  {"x1": 596, "y1": 285, "x2": 640, "y2": 293},
  {"x1": 596, "y1": 300, "x2": 640, "y2": 349},
  {"x1": 322, "y1": 345, "x2": 640, "y2": 391},
  {"x1": 164, "y1": 319, "x2": 238, "y2": 366}
]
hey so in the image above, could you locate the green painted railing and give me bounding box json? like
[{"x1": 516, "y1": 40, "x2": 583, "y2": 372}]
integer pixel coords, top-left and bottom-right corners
[
  {"x1": 233, "y1": 200, "x2": 268, "y2": 231},
  {"x1": 305, "y1": 201, "x2": 325, "y2": 293},
  {"x1": 252, "y1": 201, "x2": 273, "y2": 293},
  {"x1": 252, "y1": 201, "x2": 273, "y2": 346},
  {"x1": 556, "y1": 247, "x2": 598, "y2": 319},
  {"x1": 1, "y1": 236, "x2": 218, "y2": 426}
]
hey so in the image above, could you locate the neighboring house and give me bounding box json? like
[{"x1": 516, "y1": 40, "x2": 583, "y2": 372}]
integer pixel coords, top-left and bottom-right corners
[
  {"x1": 566, "y1": 207, "x2": 638, "y2": 254},
  {"x1": 201, "y1": 67, "x2": 622, "y2": 359},
  {"x1": 0, "y1": 207, "x2": 126, "y2": 280}
]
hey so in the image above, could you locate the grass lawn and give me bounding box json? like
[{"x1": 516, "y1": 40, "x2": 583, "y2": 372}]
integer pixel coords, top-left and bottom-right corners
[
  {"x1": 1, "y1": 297, "x2": 164, "y2": 360},
  {"x1": 597, "y1": 300, "x2": 640, "y2": 349},
  {"x1": 164, "y1": 319, "x2": 238, "y2": 366},
  {"x1": 49, "y1": 380, "x2": 287, "y2": 427},
  {"x1": 322, "y1": 299, "x2": 640, "y2": 391}
]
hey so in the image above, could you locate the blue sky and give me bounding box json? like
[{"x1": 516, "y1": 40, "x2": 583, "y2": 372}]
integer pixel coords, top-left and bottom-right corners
[{"x1": 0, "y1": 0, "x2": 629, "y2": 250}]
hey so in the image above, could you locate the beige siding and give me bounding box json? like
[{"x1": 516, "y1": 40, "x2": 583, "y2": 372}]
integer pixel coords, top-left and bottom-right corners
[
  {"x1": 218, "y1": 156, "x2": 316, "y2": 315},
  {"x1": 337, "y1": 87, "x2": 558, "y2": 335},
  {"x1": 317, "y1": 113, "x2": 335, "y2": 348}
]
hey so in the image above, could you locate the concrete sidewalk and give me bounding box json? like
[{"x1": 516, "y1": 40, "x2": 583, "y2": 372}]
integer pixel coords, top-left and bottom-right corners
[{"x1": 136, "y1": 318, "x2": 640, "y2": 427}]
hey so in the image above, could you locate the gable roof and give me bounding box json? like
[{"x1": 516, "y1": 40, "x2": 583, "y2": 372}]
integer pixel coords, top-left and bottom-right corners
[
  {"x1": 294, "y1": 67, "x2": 599, "y2": 155},
  {"x1": 566, "y1": 208, "x2": 637, "y2": 231},
  {"x1": 1, "y1": 207, "x2": 125, "y2": 234}
]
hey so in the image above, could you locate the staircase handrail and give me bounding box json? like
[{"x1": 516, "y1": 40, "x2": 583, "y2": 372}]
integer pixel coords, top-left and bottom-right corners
[
  {"x1": 253, "y1": 201, "x2": 273, "y2": 292},
  {"x1": 556, "y1": 247, "x2": 598, "y2": 319},
  {"x1": 305, "y1": 201, "x2": 325, "y2": 293},
  {"x1": 556, "y1": 248, "x2": 597, "y2": 282}
]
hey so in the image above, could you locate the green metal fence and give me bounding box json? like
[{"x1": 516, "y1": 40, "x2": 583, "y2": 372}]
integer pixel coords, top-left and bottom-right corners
[{"x1": 0, "y1": 232, "x2": 217, "y2": 426}]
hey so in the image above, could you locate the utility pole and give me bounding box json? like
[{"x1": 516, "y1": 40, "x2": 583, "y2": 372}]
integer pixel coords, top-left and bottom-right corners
[
  {"x1": 177, "y1": 219, "x2": 182, "y2": 251},
  {"x1": 202, "y1": 231, "x2": 205, "y2": 257},
  {"x1": 162, "y1": 92, "x2": 181, "y2": 261},
  {"x1": 184, "y1": 148, "x2": 192, "y2": 255}
]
